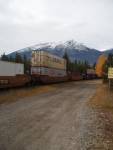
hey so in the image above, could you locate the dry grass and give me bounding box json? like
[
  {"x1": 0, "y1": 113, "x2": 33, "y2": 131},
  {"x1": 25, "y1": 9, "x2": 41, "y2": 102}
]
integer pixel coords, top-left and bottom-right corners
[
  {"x1": 0, "y1": 85, "x2": 56, "y2": 105},
  {"x1": 89, "y1": 84, "x2": 113, "y2": 111}
]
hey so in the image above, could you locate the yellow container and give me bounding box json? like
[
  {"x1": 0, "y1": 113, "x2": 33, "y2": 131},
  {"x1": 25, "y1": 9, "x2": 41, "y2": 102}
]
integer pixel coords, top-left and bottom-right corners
[{"x1": 31, "y1": 51, "x2": 66, "y2": 70}]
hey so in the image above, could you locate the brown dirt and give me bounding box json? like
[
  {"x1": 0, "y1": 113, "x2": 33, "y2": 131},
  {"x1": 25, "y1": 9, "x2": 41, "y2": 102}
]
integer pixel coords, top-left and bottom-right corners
[
  {"x1": 0, "y1": 80, "x2": 113, "y2": 150},
  {"x1": 0, "y1": 80, "x2": 99, "y2": 150},
  {"x1": 0, "y1": 85, "x2": 56, "y2": 105}
]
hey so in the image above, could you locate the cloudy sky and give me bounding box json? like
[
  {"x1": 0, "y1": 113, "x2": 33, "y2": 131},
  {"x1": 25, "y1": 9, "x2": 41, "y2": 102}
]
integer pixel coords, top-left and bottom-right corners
[{"x1": 0, "y1": 0, "x2": 113, "y2": 55}]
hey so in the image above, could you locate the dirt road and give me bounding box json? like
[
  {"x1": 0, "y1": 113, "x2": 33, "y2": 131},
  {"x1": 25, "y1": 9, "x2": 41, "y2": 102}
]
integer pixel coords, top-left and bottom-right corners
[{"x1": 0, "y1": 80, "x2": 113, "y2": 150}]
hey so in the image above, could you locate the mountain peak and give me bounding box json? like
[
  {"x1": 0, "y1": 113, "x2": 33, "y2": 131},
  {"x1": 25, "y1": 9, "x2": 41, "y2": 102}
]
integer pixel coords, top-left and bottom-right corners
[
  {"x1": 64, "y1": 40, "x2": 89, "y2": 51},
  {"x1": 8, "y1": 40, "x2": 102, "y2": 64},
  {"x1": 17, "y1": 40, "x2": 92, "y2": 53}
]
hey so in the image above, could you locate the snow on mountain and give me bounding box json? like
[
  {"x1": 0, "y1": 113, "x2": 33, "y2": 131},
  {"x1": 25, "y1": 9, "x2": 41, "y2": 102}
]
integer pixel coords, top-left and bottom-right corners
[
  {"x1": 63, "y1": 40, "x2": 90, "y2": 51},
  {"x1": 8, "y1": 40, "x2": 102, "y2": 64},
  {"x1": 17, "y1": 40, "x2": 91, "y2": 53}
]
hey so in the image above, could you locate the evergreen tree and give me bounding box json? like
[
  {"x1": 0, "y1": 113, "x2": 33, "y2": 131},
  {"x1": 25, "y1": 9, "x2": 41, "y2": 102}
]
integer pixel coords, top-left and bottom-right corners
[
  {"x1": 9, "y1": 56, "x2": 15, "y2": 62},
  {"x1": 84, "y1": 60, "x2": 90, "y2": 68},
  {"x1": 74, "y1": 60, "x2": 78, "y2": 72},
  {"x1": 107, "y1": 53, "x2": 113, "y2": 67},
  {"x1": 93, "y1": 62, "x2": 96, "y2": 69},
  {"x1": 1, "y1": 53, "x2": 9, "y2": 61},
  {"x1": 102, "y1": 53, "x2": 113, "y2": 74},
  {"x1": 23, "y1": 55, "x2": 31, "y2": 74},
  {"x1": 63, "y1": 50, "x2": 71, "y2": 72},
  {"x1": 15, "y1": 52, "x2": 23, "y2": 63},
  {"x1": 63, "y1": 51, "x2": 93, "y2": 74}
]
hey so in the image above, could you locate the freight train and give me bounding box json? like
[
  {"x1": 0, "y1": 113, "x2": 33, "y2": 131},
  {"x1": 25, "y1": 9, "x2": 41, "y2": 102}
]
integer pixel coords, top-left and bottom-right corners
[{"x1": 0, "y1": 50, "x2": 97, "y2": 88}]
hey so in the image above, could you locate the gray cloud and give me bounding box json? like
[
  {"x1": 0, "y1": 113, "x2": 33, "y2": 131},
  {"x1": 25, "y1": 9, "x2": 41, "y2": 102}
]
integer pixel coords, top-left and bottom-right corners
[{"x1": 0, "y1": 0, "x2": 113, "y2": 55}]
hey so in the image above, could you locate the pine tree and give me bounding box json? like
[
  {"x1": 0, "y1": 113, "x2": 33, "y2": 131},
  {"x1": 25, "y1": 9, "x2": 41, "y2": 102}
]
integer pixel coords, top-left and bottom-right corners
[
  {"x1": 74, "y1": 60, "x2": 78, "y2": 72},
  {"x1": 9, "y1": 56, "x2": 15, "y2": 62},
  {"x1": 63, "y1": 50, "x2": 71, "y2": 72},
  {"x1": 23, "y1": 55, "x2": 31, "y2": 74},
  {"x1": 107, "y1": 53, "x2": 113, "y2": 67},
  {"x1": 93, "y1": 62, "x2": 96, "y2": 69},
  {"x1": 1, "y1": 53, "x2": 9, "y2": 61},
  {"x1": 15, "y1": 52, "x2": 23, "y2": 63}
]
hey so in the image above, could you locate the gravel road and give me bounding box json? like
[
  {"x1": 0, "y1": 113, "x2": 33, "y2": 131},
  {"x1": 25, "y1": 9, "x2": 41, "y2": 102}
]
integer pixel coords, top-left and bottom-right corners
[{"x1": 0, "y1": 80, "x2": 107, "y2": 150}]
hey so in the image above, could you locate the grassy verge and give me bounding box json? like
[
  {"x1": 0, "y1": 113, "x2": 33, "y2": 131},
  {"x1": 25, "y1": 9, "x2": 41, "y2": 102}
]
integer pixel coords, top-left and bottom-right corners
[{"x1": 88, "y1": 84, "x2": 113, "y2": 111}]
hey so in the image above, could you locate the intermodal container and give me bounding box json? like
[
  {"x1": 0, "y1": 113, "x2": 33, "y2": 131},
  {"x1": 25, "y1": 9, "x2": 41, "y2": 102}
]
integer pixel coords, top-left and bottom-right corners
[
  {"x1": 0, "y1": 60, "x2": 24, "y2": 76},
  {"x1": 31, "y1": 66, "x2": 67, "y2": 77},
  {"x1": 0, "y1": 61, "x2": 30, "y2": 88},
  {"x1": 87, "y1": 69, "x2": 95, "y2": 75},
  {"x1": 31, "y1": 51, "x2": 66, "y2": 70}
]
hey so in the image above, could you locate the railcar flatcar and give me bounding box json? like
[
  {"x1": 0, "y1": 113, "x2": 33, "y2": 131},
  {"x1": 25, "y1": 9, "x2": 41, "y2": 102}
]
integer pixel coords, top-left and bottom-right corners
[{"x1": 0, "y1": 51, "x2": 98, "y2": 88}]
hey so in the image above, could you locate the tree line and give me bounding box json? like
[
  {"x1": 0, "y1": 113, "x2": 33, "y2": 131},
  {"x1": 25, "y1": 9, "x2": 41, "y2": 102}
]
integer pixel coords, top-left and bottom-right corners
[
  {"x1": 0, "y1": 51, "x2": 94, "y2": 75},
  {"x1": 63, "y1": 51, "x2": 94, "y2": 74}
]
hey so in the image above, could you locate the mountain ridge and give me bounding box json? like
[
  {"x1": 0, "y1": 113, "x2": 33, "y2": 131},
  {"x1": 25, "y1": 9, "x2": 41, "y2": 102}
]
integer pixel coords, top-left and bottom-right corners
[{"x1": 7, "y1": 40, "x2": 113, "y2": 64}]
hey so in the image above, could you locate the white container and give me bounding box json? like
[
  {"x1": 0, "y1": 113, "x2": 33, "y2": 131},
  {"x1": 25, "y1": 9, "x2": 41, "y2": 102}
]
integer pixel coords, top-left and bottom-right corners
[
  {"x1": 0, "y1": 61, "x2": 24, "y2": 76},
  {"x1": 87, "y1": 69, "x2": 95, "y2": 74}
]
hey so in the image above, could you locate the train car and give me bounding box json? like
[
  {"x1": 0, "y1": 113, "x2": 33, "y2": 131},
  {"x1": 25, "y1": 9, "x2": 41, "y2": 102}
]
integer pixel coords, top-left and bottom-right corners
[
  {"x1": 68, "y1": 72, "x2": 83, "y2": 81},
  {"x1": 31, "y1": 50, "x2": 68, "y2": 84},
  {"x1": 0, "y1": 61, "x2": 30, "y2": 88},
  {"x1": 86, "y1": 69, "x2": 97, "y2": 79}
]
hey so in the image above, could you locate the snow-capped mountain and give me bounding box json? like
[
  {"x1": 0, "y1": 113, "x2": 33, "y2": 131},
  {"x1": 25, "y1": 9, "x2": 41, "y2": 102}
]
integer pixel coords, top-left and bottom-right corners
[{"x1": 8, "y1": 40, "x2": 102, "y2": 64}]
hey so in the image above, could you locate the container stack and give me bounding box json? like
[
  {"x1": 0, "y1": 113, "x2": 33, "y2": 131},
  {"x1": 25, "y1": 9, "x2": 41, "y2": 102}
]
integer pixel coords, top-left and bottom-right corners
[{"x1": 31, "y1": 50, "x2": 67, "y2": 83}]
